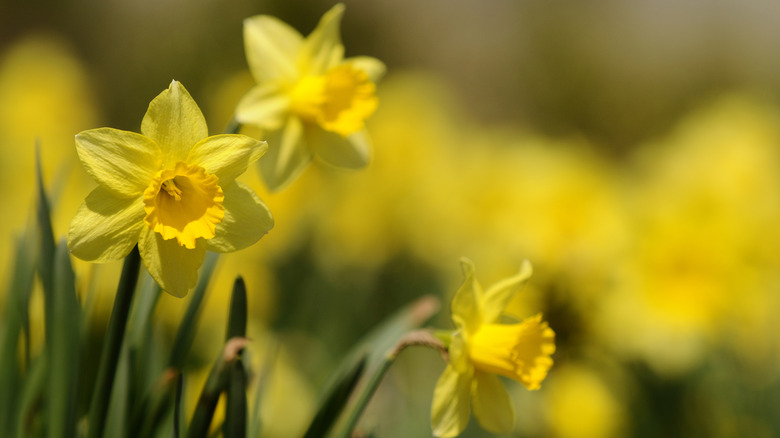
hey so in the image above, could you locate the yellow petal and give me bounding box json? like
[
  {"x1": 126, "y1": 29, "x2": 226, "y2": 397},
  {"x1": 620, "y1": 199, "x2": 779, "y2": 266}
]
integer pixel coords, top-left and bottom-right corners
[
  {"x1": 307, "y1": 126, "x2": 371, "y2": 169},
  {"x1": 480, "y1": 260, "x2": 533, "y2": 324},
  {"x1": 234, "y1": 82, "x2": 290, "y2": 130},
  {"x1": 344, "y1": 56, "x2": 386, "y2": 83},
  {"x1": 75, "y1": 128, "x2": 161, "y2": 198},
  {"x1": 139, "y1": 226, "x2": 205, "y2": 297},
  {"x1": 68, "y1": 186, "x2": 145, "y2": 262},
  {"x1": 451, "y1": 257, "x2": 483, "y2": 335},
  {"x1": 469, "y1": 315, "x2": 556, "y2": 390},
  {"x1": 141, "y1": 80, "x2": 208, "y2": 165},
  {"x1": 187, "y1": 134, "x2": 267, "y2": 187},
  {"x1": 431, "y1": 364, "x2": 473, "y2": 438},
  {"x1": 471, "y1": 372, "x2": 515, "y2": 434},
  {"x1": 449, "y1": 331, "x2": 470, "y2": 374},
  {"x1": 259, "y1": 116, "x2": 311, "y2": 191},
  {"x1": 243, "y1": 14, "x2": 303, "y2": 83},
  {"x1": 205, "y1": 181, "x2": 274, "y2": 253},
  {"x1": 299, "y1": 3, "x2": 345, "y2": 75}
]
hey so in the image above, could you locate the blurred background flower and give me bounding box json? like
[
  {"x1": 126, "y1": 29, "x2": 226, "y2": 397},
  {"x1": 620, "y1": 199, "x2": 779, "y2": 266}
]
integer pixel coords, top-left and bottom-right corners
[{"x1": 4, "y1": 0, "x2": 780, "y2": 436}]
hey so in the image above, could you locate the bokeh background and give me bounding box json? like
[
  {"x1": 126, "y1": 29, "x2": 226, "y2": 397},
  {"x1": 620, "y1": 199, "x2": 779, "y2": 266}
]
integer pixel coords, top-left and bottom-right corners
[{"x1": 3, "y1": 0, "x2": 780, "y2": 437}]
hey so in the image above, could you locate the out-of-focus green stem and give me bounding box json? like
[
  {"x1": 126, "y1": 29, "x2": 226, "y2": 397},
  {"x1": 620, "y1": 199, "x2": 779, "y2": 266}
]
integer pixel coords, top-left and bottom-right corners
[
  {"x1": 86, "y1": 246, "x2": 142, "y2": 438},
  {"x1": 187, "y1": 338, "x2": 249, "y2": 438},
  {"x1": 224, "y1": 118, "x2": 242, "y2": 135},
  {"x1": 333, "y1": 330, "x2": 447, "y2": 438}
]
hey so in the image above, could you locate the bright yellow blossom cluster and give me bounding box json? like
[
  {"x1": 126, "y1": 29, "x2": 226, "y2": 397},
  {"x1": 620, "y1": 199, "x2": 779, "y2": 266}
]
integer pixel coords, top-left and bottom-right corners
[
  {"x1": 433, "y1": 259, "x2": 555, "y2": 437},
  {"x1": 68, "y1": 81, "x2": 273, "y2": 297},
  {"x1": 236, "y1": 4, "x2": 385, "y2": 190}
]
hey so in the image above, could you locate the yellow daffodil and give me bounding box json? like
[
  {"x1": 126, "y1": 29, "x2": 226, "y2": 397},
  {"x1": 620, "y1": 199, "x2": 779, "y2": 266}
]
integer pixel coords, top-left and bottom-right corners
[
  {"x1": 68, "y1": 81, "x2": 274, "y2": 297},
  {"x1": 236, "y1": 3, "x2": 385, "y2": 190},
  {"x1": 432, "y1": 258, "x2": 555, "y2": 437}
]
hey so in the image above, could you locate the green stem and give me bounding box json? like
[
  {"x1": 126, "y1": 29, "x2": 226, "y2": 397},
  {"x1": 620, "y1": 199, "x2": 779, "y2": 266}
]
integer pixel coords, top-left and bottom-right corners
[
  {"x1": 333, "y1": 330, "x2": 447, "y2": 438},
  {"x1": 87, "y1": 246, "x2": 142, "y2": 438},
  {"x1": 334, "y1": 357, "x2": 392, "y2": 438},
  {"x1": 224, "y1": 118, "x2": 242, "y2": 135}
]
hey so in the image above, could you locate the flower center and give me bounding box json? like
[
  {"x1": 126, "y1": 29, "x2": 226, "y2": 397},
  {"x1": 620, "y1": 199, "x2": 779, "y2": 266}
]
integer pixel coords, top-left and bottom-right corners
[
  {"x1": 290, "y1": 64, "x2": 378, "y2": 137},
  {"x1": 143, "y1": 162, "x2": 225, "y2": 249},
  {"x1": 467, "y1": 314, "x2": 556, "y2": 390}
]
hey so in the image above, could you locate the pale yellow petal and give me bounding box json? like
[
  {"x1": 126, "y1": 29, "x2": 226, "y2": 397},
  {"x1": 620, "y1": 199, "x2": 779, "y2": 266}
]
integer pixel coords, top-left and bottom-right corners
[
  {"x1": 243, "y1": 14, "x2": 303, "y2": 83},
  {"x1": 451, "y1": 258, "x2": 483, "y2": 335},
  {"x1": 471, "y1": 372, "x2": 515, "y2": 434},
  {"x1": 205, "y1": 182, "x2": 274, "y2": 253},
  {"x1": 187, "y1": 135, "x2": 267, "y2": 187},
  {"x1": 259, "y1": 116, "x2": 311, "y2": 191},
  {"x1": 68, "y1": 187, "x2": 145, "y2": 262},
  {"x1": 344, "y1": 56, "x2": 386, "y2": 83},
  {"x1": 481, "y1": 260, "x2": 533, "y2": 324},
  {"x1": 299, "y1": 3, "x2": 345, "y2": 75},
  {"x1": 514, "y1": 314, "x2": 556, "y2": 390},
  {"x1": 431, "y1": 365, "x2": 473, "y2": 438},
  {"x1": 75, "y1": 128, "x2": 161, "y2": 198},
  {"x1": 307, "y1": 126, "x2": 370, "y2": 169},
  {"x1": 141, "y1": 80, "x2": 208, "y2": 165},
  {"x1": 449, "y1": 331, "x2": 470, "y2": 374},
  {"x1": 234, "y1": 82, "x2": 290, "y2": 130},
  {"x1": 139, "y1": 226, "x2": 205, "y2": 297}
]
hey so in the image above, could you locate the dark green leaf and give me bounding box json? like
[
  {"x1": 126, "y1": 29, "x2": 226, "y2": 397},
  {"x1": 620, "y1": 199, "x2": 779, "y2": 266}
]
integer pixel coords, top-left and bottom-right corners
[{"x1": 47, "y1": 240, "x2": 81, "y2": 438}]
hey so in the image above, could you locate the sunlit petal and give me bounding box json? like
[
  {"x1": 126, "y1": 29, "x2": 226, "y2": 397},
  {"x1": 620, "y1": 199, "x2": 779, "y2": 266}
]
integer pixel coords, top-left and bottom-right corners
[
  {"x1": 234, "y1": 82, "x2": 290, "y2": 130},
  {"x1": 299, "y1": 3, "x2": 345, "y2": 75},
  {"x1": 75, "y1": 128, "x2": 161, "y2": 198},
  {"x1": 259, "y1": 116, "x2": 311, "y2": 191},
  {"x1": 431, "y1": 365, "x2": 473, "y2": 438},
  {"x1": 187, "y1": 134, "x2": 267, "y2": 187},
  {"x1": 244, "y1": 15, "x2": 303, "y2": 83},
  {"x1": 345, "y1": 56, "x2": 386, "y2": 83},
  {"x1": 481, "y1": 260, "x2": 533, "y2": 324},
  {"x1": 307, "y1": 126, "x2": 370, "y2": 169},
  {"x1": 451, "y1": 257, "x2": 483, "y2": 334},
  {"x1": 139, "y1": 226, "x2": 205, "y2": 298},
  {"x1": 206, "y1": 182, "x2": 274, "y2": 253},
  {"x1": 471, "y1": 372, "x2": 515, "y2": 434},
  {"x1": 141, "y1": 80, "x2": 208, "y2": 165},
  {"x1": 68, "y1": 187, "x2": 145, "y2": 262}
]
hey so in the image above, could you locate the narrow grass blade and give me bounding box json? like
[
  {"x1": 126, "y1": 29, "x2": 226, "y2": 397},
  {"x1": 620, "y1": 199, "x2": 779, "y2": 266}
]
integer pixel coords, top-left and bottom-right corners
[
  {"x1": 133, "y1": 369, "x2": 180, "y2": 438},
  {"x1": 327, "y1": 295, "x2": 441, "y2": 438},
  {"x1": 333, "y1": 331, "x2": 446, "y2": 438},
  {"x1": 169, "y1": 251, "x2": 219, "y2": 370},
  {"x1": 0, "y1": 232, "x2": 36, "y2": 433},
  {"x1": 223, "y1": 359, "x2": 247, "y2": 438},
  {"x1": 15, "y1": 351, "x2": 47, "y2": 438},
  {"x1": 173, "y1": 373, "x2": 184, "y2": 438},
  {"x1": 302, "y1": 353, "x2": 367, "y2": 438},
  {"x1": 47, "y1": 240, "x2": 81, "y2": 438},
  {"x1": 186, "y1": 338, "x2": 249, "y2": 438},
  {"x1": 35, "y1": 144, "x2": 56, "y2": 342},
  {"x1": 86, "y1": 246, "x2": 142, "y2": 438},
  {"x1": 226, "y1": 276, "x2": 247, "y2": 341}
]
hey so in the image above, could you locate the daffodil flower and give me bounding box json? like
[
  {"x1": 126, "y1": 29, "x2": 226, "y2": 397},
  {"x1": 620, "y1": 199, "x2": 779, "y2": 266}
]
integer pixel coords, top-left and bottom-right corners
[
  {"x1": 236, "y1": 3, "x2": 386, "y2": 190},
  {"x1": 68, "y1": 81, "x2": 274, "y2": 297},
  {"x1": 432, "y1": 258, "x2": 555, "y2": 437}
]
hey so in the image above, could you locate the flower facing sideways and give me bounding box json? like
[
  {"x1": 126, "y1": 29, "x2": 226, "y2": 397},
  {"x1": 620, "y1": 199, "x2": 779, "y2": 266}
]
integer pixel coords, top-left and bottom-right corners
[
  {"x1": 432, "y1": 259, "x2": 555, "y2": 437},
  {"x1": 236, "y1": 3, "x2": 386, "y2": 190},
  {"x1": 68, "y1": 80, "x2": 274, "y2": 297}
]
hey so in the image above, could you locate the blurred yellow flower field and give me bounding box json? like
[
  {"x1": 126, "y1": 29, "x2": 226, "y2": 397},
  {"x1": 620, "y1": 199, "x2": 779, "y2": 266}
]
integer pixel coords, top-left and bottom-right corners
[{"x1": 3, "y1": 2, "x2": 780, "y2": 437}]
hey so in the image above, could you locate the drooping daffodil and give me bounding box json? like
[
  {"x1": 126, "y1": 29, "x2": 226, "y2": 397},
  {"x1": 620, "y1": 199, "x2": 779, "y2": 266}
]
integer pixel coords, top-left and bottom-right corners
[
  {"x1": 68, "y1": 80, "x2": 274, "y2": 297},
  {"x1": 432, "y1": 258, "x2": 555, "y2": 437},
  {"x1": 236, "y1": 3, "x2": 385, "y2": 190}
]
